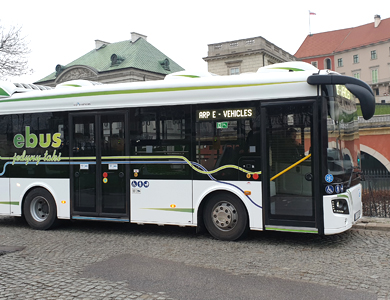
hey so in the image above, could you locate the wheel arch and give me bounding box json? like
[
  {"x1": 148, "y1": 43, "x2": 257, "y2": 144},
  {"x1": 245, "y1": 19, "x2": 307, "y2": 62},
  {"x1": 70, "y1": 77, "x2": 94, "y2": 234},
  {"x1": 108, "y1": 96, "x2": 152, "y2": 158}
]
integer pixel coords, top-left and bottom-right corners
[
  {"x1": 196, "y1": 189, "x2": 250, "y2": 232},
  {"x1": 20, "y1": 184, "x2": 57, "y2": 217}
]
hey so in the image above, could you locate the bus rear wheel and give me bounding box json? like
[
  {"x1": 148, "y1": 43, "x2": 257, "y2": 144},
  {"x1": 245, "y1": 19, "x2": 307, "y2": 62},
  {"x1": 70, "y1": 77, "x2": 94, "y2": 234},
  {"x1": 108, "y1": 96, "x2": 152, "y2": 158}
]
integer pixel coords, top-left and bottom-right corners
[
  {"x1": 204, "y1": 193, "x2": 248, "y2": 241},
  {"x1": 23, "y1": 188, "x2": 58, "y2": 230}
]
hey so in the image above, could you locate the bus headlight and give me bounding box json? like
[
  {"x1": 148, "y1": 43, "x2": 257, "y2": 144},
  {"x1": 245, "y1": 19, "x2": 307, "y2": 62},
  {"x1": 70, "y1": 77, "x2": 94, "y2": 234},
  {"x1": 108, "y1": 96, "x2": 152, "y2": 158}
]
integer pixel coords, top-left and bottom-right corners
[{"x1": 331, "y1": 199, "x2": 350, "y2": 214}]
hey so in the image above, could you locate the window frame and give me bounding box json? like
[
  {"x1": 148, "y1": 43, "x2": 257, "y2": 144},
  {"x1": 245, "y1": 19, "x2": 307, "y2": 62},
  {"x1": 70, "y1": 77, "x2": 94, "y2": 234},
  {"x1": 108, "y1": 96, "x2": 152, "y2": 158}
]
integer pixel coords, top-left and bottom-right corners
[
  {"x1": 230, "y1": 67, "x2": 240, "y2": 75},
  {"x1": 371, "y1": 50, "x2": 377, "y2": 60},
  {"x1": 371, "y1": 69, "x2": 379, "y2": 84},
  {"x1": 324, "y1": 58, "x2": 332, "y2": 70}
]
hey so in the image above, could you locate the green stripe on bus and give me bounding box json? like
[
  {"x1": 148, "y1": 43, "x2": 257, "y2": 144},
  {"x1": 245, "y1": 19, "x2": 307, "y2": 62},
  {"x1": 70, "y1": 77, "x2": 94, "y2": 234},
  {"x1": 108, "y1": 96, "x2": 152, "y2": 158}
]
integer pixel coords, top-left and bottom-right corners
[
  {"x1": 270, "y1": 67, "x2": 305, "y2": 72},
  {"x1": 2, "y1": 81, "x2": 304, "y2": 103},
  {"x1": 142, "y1": 208, "x2": 194, "y2": 213},
  {"x1": 0, "y1": 201, "x2": 19, "y2": 205},
  {"x1": 337, "y1": 194, "x2": 349, "y2": 199},
  {"x1": 266, "y1": 227, "x2": 318, "y2": 233},
  {"x1": 174, "y1": 75, "x2": 201, "y2": 78},
  {"x1": 0, "y1": 155, "x2": 262, "y2": 177}
]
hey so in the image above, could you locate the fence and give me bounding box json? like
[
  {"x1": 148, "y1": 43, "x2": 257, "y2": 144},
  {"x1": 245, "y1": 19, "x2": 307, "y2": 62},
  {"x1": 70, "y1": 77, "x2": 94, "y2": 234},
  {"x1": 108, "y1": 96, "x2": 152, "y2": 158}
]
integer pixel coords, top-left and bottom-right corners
[{"x1": 361, "y1": 170, "x2": 390, "y2": 217}]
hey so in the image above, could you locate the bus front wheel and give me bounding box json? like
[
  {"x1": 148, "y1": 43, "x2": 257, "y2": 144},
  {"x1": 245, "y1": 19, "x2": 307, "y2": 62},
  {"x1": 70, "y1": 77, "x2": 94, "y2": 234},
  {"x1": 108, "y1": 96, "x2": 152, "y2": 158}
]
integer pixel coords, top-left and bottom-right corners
[
  {"x1": 23, "y1": 188, "x2": 58, "y2": 230},
  {"x1": 204, "y1": 193, "x2": 248, "y2": 241}
]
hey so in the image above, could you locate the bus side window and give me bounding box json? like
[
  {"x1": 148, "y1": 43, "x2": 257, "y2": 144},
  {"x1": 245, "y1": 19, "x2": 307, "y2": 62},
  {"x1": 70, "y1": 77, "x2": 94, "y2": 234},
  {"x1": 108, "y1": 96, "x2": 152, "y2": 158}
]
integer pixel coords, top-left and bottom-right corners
[
  {"x1": 130, "y1": 106, "x2": 191, "y2": 179},
  {"x1": 196, "y1": 118, "x2": 260, "y2": 181}
]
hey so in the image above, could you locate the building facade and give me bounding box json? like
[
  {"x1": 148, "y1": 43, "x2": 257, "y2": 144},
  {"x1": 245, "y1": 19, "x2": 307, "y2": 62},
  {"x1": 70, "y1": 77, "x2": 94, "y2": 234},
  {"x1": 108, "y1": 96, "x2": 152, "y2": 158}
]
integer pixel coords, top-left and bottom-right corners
[
  {"x1": 203, "y1": 36, "x2": 295, "y2": 76},
  {"x1": 36, "y1": 33, "x2": 184, "y2": 87},
  {"x1": 295, "y1": 15, "x2": 390, "y2": 103}
]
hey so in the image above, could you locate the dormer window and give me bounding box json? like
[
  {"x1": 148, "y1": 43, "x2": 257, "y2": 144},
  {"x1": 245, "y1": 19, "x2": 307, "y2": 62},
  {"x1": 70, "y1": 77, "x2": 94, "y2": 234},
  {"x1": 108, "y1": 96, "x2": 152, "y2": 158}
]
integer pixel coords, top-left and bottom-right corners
[
  {"x1": 160, "y1": 58, "x2": 170, "y2": 71},
  {"x1": 111, "y1": 54, "x2": 124, "y2": 66}
]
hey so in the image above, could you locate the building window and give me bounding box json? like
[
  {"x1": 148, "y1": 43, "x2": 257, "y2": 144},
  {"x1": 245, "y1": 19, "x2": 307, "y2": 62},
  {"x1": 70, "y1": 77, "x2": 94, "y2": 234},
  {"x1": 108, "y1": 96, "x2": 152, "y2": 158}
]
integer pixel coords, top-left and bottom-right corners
[
  {"x1": 230, "y1": 42, "x2": 238, "y2": 47},
  {"x1": 311, "y1": 61, "x2": 318, "y2": 68},
  {"x1": 337, "y1": 58, "x2": 343, "y2": 67},
  {"x1": 214, "y1": 44, "x2": 222, "y2": 50},
  {"x1": 381, "y1": 100, "x2": 386, "y2": 104},
  {"x1": 353, "y1": 55, "x2": 359, "y2": 64},
  {"x1": 353, "y1": 72, "x2": 360, "y2": 79},
  {"x1": 245, "y1": 39, "x2": 254, "y2": 45},
  {"x1": 371, "y1": 50, "x2": 377, "y2": 60},
  {"x1": 230, "y1": 67, "x2": 240, "y2": 75},
  {"x1": 324, "y1": 58, "x2": 332, "y2": 69},
  {"x1": 371, "y1": 69, "x2": 378, "y2": 83}
]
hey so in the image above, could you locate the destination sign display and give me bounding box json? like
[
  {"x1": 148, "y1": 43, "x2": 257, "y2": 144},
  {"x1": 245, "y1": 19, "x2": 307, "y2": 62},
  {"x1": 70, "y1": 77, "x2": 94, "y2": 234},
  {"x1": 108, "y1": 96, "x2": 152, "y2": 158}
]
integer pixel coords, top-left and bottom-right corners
[{"x1": 196, "y1": 107, "x2": 255, "y2": 121}]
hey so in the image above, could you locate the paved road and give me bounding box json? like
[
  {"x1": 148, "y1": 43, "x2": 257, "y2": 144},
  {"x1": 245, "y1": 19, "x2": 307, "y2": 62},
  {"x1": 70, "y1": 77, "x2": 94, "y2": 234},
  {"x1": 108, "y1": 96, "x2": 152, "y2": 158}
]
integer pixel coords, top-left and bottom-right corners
[{"x1": 0, "y1": 216, "x2": 389, "y2": 299}]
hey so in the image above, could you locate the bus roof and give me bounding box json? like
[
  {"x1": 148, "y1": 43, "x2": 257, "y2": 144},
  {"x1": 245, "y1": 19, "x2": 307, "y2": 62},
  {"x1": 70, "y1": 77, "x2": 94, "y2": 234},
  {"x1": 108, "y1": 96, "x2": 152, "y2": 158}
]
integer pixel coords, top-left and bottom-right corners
[{"x1": 0, "y1": 62, "x2": 374, "y2": 118}]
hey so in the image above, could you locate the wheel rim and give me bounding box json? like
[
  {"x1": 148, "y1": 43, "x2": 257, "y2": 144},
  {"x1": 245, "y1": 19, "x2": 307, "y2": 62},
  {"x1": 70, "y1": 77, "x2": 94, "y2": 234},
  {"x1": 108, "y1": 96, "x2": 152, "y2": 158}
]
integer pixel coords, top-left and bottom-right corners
[
  {"x1": 30, "y1": 196, "x2": 50, "y2": 222},
  {"x1": 211, "y1": 201, "x2": 238, "y2": 231}
]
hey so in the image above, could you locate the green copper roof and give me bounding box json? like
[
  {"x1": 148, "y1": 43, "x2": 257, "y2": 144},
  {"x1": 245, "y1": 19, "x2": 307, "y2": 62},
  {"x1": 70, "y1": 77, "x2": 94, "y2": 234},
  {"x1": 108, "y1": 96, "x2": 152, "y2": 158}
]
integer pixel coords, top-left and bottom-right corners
[{"x1": 37, "y1": 38, "x2": 184, "y2": 82}]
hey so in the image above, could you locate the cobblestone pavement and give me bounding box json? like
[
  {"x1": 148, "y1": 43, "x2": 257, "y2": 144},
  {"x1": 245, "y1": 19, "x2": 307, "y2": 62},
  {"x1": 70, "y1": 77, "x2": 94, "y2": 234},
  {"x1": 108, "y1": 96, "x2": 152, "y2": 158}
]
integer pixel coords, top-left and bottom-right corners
[{"x1": 1, "y1": 216, "x2": 390, "y2": 300}]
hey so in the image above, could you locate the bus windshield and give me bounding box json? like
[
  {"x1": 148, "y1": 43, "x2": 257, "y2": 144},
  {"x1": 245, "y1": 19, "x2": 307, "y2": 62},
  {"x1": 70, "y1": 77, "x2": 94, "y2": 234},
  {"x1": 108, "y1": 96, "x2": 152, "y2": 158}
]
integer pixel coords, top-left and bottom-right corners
[{"x1": 326, "y1": 85, "x2": 360, "y2": 187}]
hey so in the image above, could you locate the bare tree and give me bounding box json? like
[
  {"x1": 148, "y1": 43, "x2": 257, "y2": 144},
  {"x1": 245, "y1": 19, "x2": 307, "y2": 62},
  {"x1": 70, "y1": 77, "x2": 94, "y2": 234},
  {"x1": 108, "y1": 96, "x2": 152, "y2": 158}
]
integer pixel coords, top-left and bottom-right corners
[{"x1": 0, "y1": 21, "x2": 32, "y2": 80}]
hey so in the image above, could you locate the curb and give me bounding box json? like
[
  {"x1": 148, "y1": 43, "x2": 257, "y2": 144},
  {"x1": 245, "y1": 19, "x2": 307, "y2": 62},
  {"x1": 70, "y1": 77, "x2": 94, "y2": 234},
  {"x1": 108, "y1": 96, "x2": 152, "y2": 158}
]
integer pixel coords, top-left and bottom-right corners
[{"x1": 352, "y1": 217, "x2": 390, "y2": 232}]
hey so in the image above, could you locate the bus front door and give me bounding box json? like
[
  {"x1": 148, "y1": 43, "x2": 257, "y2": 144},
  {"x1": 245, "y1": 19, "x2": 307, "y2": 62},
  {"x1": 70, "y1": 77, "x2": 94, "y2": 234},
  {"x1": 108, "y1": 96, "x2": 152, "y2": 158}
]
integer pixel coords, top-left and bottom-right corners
[
  {"x1": 262, "y1": 101, "x2": 320, "y2": 233},
  {"x1": 70, "y1": 112, "x2": 129, "y2": 220}
]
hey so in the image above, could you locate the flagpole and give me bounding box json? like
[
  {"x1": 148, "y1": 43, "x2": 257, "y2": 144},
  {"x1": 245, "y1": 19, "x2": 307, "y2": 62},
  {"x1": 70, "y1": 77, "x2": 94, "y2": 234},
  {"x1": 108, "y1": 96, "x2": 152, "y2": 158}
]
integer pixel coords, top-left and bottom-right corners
[{"x1": 309, "y1": 11, "x2": 316, "y2": 36}]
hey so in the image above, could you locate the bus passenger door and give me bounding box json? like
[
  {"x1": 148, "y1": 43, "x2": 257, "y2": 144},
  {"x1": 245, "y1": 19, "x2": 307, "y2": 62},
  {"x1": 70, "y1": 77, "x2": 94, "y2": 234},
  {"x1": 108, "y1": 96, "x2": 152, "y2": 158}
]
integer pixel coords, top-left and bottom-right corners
[
  {"x1": 262, "y1": 101, "x2": 319, "y2": 233},
  {"x1": 70, "y1": 112, "x2": 129, "y2": 220}
]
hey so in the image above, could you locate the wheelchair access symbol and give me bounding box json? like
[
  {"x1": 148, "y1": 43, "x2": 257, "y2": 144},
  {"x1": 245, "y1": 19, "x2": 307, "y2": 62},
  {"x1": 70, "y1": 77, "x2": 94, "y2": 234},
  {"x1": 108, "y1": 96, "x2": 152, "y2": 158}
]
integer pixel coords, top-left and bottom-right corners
[{"x1": 325, "y1": 185, "x2": 334, "y2": 195}]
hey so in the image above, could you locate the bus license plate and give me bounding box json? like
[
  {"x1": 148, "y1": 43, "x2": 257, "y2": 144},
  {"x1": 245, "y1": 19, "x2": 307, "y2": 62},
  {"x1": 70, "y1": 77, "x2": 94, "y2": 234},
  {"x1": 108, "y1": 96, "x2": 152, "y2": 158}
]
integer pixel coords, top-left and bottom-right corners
[{"x1": 354, "y1": 210, "x2": 361, "y2": 221}]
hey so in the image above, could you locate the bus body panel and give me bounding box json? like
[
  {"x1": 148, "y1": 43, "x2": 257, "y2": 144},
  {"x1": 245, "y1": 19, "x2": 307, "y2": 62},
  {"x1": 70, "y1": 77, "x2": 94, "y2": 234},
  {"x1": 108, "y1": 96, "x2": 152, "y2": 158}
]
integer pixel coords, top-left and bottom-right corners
[
  {"x1": 350, "y1": 184, "x2": 363, "y2": 223},
  {"x1": 0, "y1": 178, "x2": 10, "y2": 215},
  {"x1": 9, "y1": 178, "x2": 70, "y2": 219},
  {"x1": 193, "y1": 180, "x2": 263, "y2": 230},
  {"x1": 323, "y1": 184, "x2": 362, "y2": 235},
  {"x1": 130, "y1": 179, "x2": 193, "y2": 226}
]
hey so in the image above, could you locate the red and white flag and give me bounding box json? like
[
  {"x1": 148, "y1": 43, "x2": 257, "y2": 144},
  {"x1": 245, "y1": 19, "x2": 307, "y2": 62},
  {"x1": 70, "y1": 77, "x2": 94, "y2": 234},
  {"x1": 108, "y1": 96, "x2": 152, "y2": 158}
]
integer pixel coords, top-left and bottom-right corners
[{"x1": 309, "y1": 11, "x2": 316, "y2": 15}]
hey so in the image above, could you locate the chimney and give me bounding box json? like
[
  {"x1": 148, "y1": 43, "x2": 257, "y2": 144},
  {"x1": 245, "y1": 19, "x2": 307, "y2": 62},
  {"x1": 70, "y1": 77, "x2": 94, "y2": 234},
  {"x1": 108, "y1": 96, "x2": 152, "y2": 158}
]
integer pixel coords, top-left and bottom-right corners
[
  {"x1": 131, "y1": 32, "x2": 147, "y2": 43},
  {"x1": 374, "y1": 14, "x2": 381, "y2": 28},
  {"x1": 95, "y1": 40, "x2": 110, "y2": 50}
]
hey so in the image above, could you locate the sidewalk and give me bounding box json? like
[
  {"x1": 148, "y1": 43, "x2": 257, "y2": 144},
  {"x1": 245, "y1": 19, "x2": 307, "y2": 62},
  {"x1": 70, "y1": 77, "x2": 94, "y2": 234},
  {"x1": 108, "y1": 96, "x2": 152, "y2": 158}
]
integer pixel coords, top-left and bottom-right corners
[{"x1": 353, "y1": 217, "x2": 390, "y2": 231}]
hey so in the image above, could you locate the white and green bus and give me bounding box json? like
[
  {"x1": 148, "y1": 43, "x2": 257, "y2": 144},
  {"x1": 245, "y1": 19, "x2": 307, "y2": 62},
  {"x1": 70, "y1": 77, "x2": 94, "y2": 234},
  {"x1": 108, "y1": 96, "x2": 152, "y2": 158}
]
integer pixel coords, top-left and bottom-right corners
[{"x1": 0, "y1": 62, "x2": 375, "y2": 240}]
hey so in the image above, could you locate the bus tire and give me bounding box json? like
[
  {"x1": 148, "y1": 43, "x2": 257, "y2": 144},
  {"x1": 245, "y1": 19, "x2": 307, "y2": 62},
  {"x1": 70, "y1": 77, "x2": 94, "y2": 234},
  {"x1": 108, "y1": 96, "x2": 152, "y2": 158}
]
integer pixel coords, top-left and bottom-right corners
[
  {"x1": 23, "y1": 188, "x2": 58, "y2": 230},
  {"x1": 203, "y1": 193, "x2": 248, "y2": 241}
]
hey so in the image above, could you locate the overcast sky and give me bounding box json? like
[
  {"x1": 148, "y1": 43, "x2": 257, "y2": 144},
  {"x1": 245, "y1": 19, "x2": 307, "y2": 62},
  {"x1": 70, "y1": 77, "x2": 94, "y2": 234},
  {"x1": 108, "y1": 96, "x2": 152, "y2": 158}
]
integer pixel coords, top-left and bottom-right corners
[{"x1": 1, "y1": 0, "x2": 388, "y2": 83}]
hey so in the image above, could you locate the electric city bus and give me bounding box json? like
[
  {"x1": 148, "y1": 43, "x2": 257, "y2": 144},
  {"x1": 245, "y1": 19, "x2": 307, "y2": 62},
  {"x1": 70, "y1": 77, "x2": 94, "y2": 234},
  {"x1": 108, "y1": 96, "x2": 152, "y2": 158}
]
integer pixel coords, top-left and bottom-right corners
[{"x1": 0, "y1": 62, "x2": 375, "y2": 241}]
